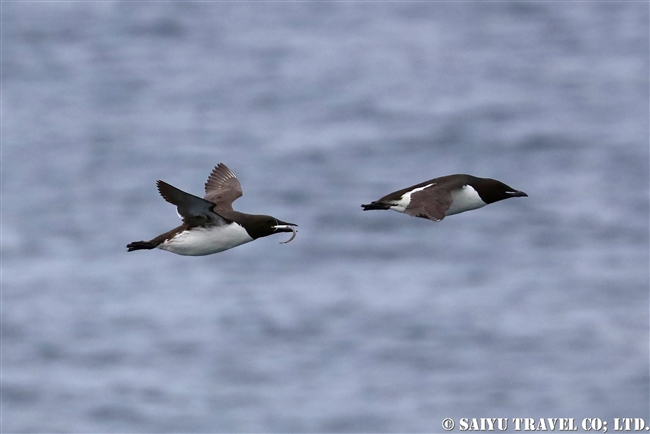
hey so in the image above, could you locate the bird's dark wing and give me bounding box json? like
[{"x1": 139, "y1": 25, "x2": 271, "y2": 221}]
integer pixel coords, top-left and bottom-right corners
[
  {"x1": 203, "y1": 163, "x2": 243, "y2": 211},
  {"x1": 157, "y1": 180, "x2": 229, "y2": 227},
  {"x1": 405, "y1": 184, "x2": 452, "y2": 221}
]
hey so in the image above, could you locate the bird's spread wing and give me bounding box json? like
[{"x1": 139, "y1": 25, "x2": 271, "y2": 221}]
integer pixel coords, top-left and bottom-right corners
[
  {"x1": 157, "y1": 180, "x2": 229, "y2": 227},
  {"x1": 405, "y1": 184, "x2": 452, "y2": 221},
  {"x1": 203, "y1": 163, "x2": 243, "y2": 211}
]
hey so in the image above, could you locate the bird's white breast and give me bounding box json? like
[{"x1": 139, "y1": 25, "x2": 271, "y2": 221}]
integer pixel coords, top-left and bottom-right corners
[
  {"x1": 446, "y1": 185, "x2": 486, "y2": 216},
  {"x1": 159, "y1": 223, "x2": 253, "y2": 256}
]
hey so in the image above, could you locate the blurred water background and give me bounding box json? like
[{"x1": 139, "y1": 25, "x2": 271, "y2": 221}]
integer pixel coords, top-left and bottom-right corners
[{"x1": 2, "y1": 2, "x2": 649, "y2": 432}]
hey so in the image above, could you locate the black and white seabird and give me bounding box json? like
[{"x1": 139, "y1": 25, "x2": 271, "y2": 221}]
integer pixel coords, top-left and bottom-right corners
[
  {"x1": 127, "y1": 163, "x2": 297, "y2": 256},
  {"x1": 361, "y1": 174, "x2": 527, "y2": 222}
]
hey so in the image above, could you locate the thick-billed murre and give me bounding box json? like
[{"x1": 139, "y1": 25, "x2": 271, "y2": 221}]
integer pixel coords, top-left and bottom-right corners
[
  {"x1": 362, "y1": 174, "x2": 527, "y2": 221},
  {"x1": 127, "y1": 163, "x2": 297, "y2": 256}
]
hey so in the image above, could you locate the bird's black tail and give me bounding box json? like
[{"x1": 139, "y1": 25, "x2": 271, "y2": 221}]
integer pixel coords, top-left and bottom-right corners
[
  {"x1": 361, "y1": 202, "x2": 391, "y2": 211},
  {"x1": 126, "y1": 241, "x2": 157, "y2": 252}
]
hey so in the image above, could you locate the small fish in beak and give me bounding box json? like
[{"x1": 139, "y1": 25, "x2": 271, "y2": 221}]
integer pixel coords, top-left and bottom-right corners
[{"x1": 273, "y1": 220, "x2": 298, "y2": 244}]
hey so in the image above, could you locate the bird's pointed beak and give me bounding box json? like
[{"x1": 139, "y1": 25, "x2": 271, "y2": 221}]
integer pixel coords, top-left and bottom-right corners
[
  {"x1": 509, "y1": 190, "x2": 528, "y2": 197},
  {"x1": 272, "y1": 220, "x2": 298, "y2": 244},
  {"x1": 272, "y1": 220, "x2": 298, "y2": 232}
]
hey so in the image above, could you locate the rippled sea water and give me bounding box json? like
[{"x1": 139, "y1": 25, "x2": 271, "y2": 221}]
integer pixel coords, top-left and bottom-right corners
[{"x1": 3, "y1": 2, "x2": 649, "y2": 432}]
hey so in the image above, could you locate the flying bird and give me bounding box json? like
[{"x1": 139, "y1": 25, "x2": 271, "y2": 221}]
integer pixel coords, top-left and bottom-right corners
[
  {"x1": 362, "y1": 174, "x2": 527, "y2": 221},
  {"x1": 127, "y1": 163, "x2": 297, "y2": 256}
]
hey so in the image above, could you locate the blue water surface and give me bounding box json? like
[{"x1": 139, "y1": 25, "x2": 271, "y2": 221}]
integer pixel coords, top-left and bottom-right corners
[{"x1": 3, "y1": 2, "x2": 648, "y2": 432}]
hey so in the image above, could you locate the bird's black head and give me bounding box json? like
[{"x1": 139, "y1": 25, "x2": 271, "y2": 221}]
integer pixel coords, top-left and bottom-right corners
[
  {"x1": 477, "y1": 178, "x2": 528, "y2": 204},
  {"x1": 244, "y1": 215, "x2": 298, "y2": 242}
]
